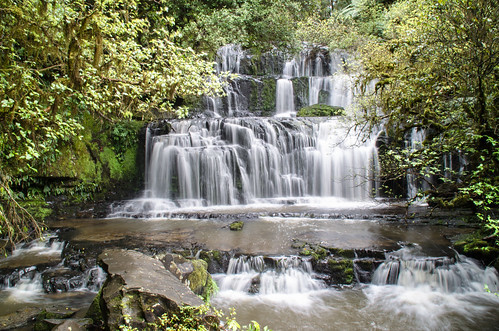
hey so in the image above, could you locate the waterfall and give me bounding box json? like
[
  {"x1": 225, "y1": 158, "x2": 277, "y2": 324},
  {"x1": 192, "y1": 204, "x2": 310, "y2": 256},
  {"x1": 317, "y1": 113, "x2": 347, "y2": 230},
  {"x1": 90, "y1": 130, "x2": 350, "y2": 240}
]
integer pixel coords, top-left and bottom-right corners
[
  {"x1": 206, "y1": 45, "x2": 356, "y2": 117},
  {"x1": 372, "y1": 247, "x2": 499, "y2": 293},
  {"x1": 280, "y1": 47, "x2": 354, "y2": 112},
  {"x1": 275, "y1": 79, "x2": 295, "y2": 116},
  {"x1": 112, "y1": 117, "x2": 379, "y2": 215},
  {"x1": 215, "y1": 255, "x2": 324, "y2": 296}
]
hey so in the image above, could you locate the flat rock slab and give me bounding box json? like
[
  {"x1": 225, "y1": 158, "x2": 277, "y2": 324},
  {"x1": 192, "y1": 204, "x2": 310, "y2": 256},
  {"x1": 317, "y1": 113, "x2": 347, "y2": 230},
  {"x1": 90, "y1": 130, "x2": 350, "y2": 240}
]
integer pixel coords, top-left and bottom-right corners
[
  {"x1": 97, "y1": 249, "x2": 205, "y2": 329},
  {"x1": 99, "y1": 248, "x2": 204, "y2": 307}
]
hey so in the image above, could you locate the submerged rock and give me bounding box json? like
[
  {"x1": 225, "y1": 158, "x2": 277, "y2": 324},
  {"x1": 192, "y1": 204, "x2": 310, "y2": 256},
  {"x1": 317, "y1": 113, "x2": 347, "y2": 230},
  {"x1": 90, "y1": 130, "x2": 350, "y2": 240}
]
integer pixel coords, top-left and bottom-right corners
[
  {"x1": 94, "y1": 249, "x2": 205, "y2": 330},
  {"x1": 229, "y1": 221, "x2": 244, "y2": 231}
]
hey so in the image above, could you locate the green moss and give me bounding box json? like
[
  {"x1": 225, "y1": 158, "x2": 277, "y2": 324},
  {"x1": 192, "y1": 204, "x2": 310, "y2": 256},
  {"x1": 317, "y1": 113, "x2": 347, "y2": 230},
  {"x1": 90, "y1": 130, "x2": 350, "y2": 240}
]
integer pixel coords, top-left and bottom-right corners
[
  {"x1": 86, "y1": 289, "x2": 104, "y2": 324},
  {"x1": 211, "y1": 250, "x2": 221, "y2": 262},
  {"x1": 327, "y1": 259, "x2": 354, "y2": 284},
  {"x1": 229, "y1": 221, "x2": 244, "y2": 231},
  {"x1": 297, "y1": 104, "x2": 346, "y2": 117},
  {"x1": 20, "y1": 199, "x2": 52, "y2": 222},
  {"x1": 121, "y1": 148, "x2": 138, "y2": 179},
  {"x1": 326, "y1": 247, "x2": 356, "y2": 259},
  {"x1": 99, "y1": 147, "x2": 122, "y2": 181},
  {"x1": 300, "y1": 244, "x2": 328, "y2": 261},
  {"x1": 201, "y1": 276, "x2": 219, "y2": 303},
  {"x1": 187, "y1": 260, "x2": 209, "y2": 295},
  {"x1": 261, "y1": 78, "x2": 276, "y2": 114}
]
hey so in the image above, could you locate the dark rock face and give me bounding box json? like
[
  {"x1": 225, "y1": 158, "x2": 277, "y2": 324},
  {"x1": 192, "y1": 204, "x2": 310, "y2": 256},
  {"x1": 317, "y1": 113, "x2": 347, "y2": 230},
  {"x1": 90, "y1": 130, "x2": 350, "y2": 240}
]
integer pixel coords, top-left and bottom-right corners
[
  {"x1": 96, "y1": 249, "x2": 205, "y2": 330},
  {"x1": 198, "y1": 250, "x2": 232, "y2": 274}
]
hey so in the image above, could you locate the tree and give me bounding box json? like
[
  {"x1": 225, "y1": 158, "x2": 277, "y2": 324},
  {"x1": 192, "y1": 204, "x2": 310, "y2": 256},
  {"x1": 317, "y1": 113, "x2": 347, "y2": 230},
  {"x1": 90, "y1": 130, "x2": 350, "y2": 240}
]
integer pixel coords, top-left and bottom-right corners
[
  {"x1": 0, "y1": 0, "x2": 228, "y2": 252},
  {"x1": 356, "y1": 0, "x2": 498, "y2": 239}
]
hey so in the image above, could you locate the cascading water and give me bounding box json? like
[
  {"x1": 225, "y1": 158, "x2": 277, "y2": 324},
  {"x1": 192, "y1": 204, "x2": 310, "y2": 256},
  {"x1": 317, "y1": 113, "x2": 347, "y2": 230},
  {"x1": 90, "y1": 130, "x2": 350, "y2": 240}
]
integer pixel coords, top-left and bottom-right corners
[
  {"x1": 102, "y1": 44, "x2": 499, "y2": 330},
  {"x1": 371, "y1": 246, "x2": 499, "y2": 292},
  {"x1": 212, "y1": 248, "x2": 499, "y2": 330},
  {"x1": 362, "y1": 246, "x2": 499, "y2": 330},
  {"x1": 278, "y1": 47, "x2": 354, "y2": 113},
  {"x1": 110, "y1": 117, "x2": 379, "y2": 216},
  {"x1": 0, "y1": 237, "x2": 106, "y2": 317},
  {"x1": 204, "y1": 44, "x2": 356, "y2": 117},
  {"x1": 213, "y1": 255, "x2": 325, "y2": 308}
]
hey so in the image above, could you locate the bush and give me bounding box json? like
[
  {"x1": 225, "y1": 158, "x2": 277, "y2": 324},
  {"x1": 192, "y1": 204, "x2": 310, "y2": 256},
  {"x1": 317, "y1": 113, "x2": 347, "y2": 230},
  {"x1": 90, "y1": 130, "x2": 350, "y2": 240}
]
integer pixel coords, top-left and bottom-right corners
[{"x1": 297, "y1": 104, "x2": 345, "y2": 117}]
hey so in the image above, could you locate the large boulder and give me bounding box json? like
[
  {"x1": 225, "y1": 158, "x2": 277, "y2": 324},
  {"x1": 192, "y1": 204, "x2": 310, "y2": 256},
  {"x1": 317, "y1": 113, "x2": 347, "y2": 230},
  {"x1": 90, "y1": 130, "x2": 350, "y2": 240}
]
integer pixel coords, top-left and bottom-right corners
[
  {"x1": 93, "y1": 249, "x2": 205, "y2": 330},
  {"x1": 159, "y1": 253, "x2": 217, "y2": 301}
]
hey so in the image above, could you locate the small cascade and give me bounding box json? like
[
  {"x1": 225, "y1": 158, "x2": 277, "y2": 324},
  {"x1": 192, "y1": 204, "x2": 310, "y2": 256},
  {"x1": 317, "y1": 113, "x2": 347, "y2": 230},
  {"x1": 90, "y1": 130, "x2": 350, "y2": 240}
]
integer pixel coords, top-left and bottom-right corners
[
  {"x1": 372, "y1": 247, "x2": 499, "y2": 293},
  {"x1": 363, "y1": 246, "x2": 499, "y2": 330},
  {"x1": 275, "y1": 79, "x2": 295, "y2": 116},
  {"x1": 406, "y1": 128, "x2": 430, "y2": 199},
  {"x1": 204, "y1": 44, "x2": 247, "y2": 117},
  {"x1": 0, "y1": 237, "x2": 106, "y2": 304},
  {"x1": 279, "y1": 47, "x2": 354, "y2": 113},
  {"x1": 203, "y1": 45, "x2": 356, "y2": 117},
  {"x1": 215, "y1": 255, "x2": 324, "y2": 296}
]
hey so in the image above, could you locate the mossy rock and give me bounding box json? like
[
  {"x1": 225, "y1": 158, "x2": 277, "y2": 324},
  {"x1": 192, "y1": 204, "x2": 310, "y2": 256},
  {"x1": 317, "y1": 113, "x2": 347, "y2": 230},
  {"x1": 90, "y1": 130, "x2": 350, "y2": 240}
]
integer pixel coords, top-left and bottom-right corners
[
  {"x1": 327, "y1": 258, "x2": 354, "y2": 285},
  {"x1": 229, "y1": 221, "x2": 244, "y2": 231},
  {"x1": 85, "y1": 289, "x2": 104, "y2": 327},
  {"x1": 297, "y1": 104, "x2": 345, "y2": 117},
  {"x1": 188, "y1": 259, "x2": 210, "y2": 295},
  {"x1": 33, "y1": 308, "x2": 76, "y2": 331},
  {"x1": 299, "y1": 244, "x2": 328, "y2": 262},
  {"x1": 454, "y1": 239, "x2": 499, "y2": 266},
  {"x1": 324, "y1": 246, "x2": 356, "y2": 259}
]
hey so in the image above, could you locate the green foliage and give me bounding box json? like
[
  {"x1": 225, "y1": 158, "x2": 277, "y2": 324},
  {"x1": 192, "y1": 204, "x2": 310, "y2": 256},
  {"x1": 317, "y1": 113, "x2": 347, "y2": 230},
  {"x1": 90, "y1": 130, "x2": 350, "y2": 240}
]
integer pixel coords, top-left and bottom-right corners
[
  {"x1": 100, "y1": 147, "x2": 122, "y2": 181},
  {"x1": 354, "y1": 0, "x2": 499, "y2": 237},
  {"x1": 0, "y1": 0, "x2": 230, "y2": 248},
  {"x1": 0, "y1": 175, "x2": 45, "y2": 255},
  {"x1": 111, "y1": 121, "x2": 143, "y2": 158},
  {"x1": 118, "y1": 304, "x2": 272, "y2": 331},
  {"x1": 297, "y1": 104, "x2": 346, "y2": 117},
  {"x1": 296, "y1": 0, "x2": 387, "y2": 50},
  {"x1": 179, "y1": 0, "x2": 324, "y2": 54}
]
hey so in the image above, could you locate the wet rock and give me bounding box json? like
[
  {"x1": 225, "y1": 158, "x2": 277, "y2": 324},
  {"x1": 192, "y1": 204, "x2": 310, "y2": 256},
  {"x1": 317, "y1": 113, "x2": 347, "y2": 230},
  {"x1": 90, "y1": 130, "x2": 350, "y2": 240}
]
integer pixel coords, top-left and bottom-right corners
[
  {"x1": 229, "y1": 221, "x2": 244, "y2": 231},
  {"x1": 353, "y1": 259, "x2": 378, "y2": 283},
  {"x1": 322, "y1": 246, "x2": 355, "y2": 259},
  {"x1": 0, "y1": 265, "x2": 38, "y2": 288},
  {"x1": 0, "y1": 307, "x2": 40, "y2": 330},
  {"x1": 353, "y1": 248, "x2": 386, "y2": 260},
  {"x1": 42, "y1": 268, "x2": 82, "y2": 292},
  {"x1": 454, "y1": 239, "x2": 499, "y2": 267},
  {"x1": 315, "y1": 258, "x2": 354, "y2": 285},
  {"x1": 160, "y1": 253, "x2": 216, "y2": 301},
  {"x1": 35, "y1": 317, "x2": 92, "y2": 331},
  {"x1": 300, "y1": 244, "x2": 328, "y2": 262},
  {"x1": 96, "y1": 249, "x2": 205, "y2": 330},
  {"x1": 33, "y1": 308, "x2": 77, "y2": 330},
  {"x1": 52, "y1": 318, "x2": 93, "y2": 331},
  {"x1": 198, "y1": 250, "x2": 231, "y2": 274},
  {"x1": 249, "y1": 275, "x2": 261, "y2": 294}
]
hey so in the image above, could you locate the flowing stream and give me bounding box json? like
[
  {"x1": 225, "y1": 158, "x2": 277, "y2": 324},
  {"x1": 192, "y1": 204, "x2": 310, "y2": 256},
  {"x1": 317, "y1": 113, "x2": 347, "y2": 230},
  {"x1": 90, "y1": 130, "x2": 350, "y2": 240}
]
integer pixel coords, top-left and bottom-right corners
[{"x1": 212, "y1": 247, "x2": 499, "y2": 331}]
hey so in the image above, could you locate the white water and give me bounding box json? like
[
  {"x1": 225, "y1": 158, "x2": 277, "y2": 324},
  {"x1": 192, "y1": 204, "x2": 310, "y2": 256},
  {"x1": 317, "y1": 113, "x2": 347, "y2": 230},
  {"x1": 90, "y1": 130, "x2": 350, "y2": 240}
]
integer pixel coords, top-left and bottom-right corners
[
  {"x1": 214, "y1": 255, "x2": 326, "y2": 308},
  {"x1": 207, "y1": 45, "x2": 356, "y2": 117},
  {"x1": 0, "y1": 237, "x2": 106, "y2": 309},
  {"x1": 213, "y1": 248, "x2": 499, "y2": 331},
  {"x1": 110, "y1": 117, "x2": 380, "y2": 216},
  {"x1": 275, "y1": 79, "x2": 295, "y2": 116}
]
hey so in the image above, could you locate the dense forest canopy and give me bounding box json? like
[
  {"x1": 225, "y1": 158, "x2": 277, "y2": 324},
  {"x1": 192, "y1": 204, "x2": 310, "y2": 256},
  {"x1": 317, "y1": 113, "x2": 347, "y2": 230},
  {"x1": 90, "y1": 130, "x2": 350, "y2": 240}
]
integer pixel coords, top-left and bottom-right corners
[{"x1": 0, "y1": 0, "x2": 497, "y2": 251}]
